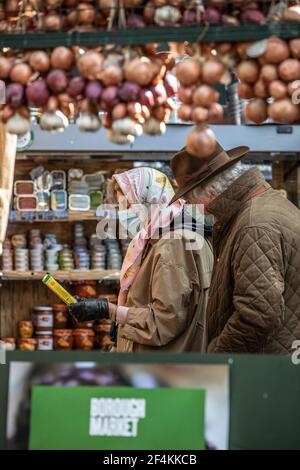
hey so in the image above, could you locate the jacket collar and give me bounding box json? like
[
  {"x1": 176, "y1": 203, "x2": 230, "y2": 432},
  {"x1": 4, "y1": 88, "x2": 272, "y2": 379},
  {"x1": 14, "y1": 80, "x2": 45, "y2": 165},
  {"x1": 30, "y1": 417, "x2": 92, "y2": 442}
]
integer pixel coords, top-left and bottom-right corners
[{"x1": 207, "y1": 168, "x2": 270, "y2": 225}]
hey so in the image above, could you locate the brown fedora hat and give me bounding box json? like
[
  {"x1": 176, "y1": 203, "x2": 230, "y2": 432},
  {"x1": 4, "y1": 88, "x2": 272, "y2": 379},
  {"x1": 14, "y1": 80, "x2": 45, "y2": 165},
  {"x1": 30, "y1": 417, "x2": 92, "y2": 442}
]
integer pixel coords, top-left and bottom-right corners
[{"x1": 169, "y1": 142, "x2": 250, "y2": 204}]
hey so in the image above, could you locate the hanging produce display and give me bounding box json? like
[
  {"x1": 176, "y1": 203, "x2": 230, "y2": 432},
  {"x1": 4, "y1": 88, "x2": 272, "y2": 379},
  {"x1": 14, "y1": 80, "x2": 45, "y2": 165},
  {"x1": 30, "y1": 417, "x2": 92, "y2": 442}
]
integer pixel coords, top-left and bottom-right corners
[
  {"x1": 0, "y1": 46, "x2": 178, "y2": 143},
  {"x1": 236, "y1": 37, "x2": 300, "y2": 124},
  {"x1": 175, "y1": 43, "x2": 227, "y2": 157},
  {"x1": 0, "y1": 0, "x2": 299, "y2": 33}
]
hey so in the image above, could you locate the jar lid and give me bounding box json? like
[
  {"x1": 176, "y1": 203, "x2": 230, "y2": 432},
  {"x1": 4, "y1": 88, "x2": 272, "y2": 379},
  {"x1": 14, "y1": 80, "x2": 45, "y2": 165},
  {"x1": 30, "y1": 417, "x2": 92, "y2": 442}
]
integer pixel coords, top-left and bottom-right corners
[
  {"x1": 53, "y1": 329, "x2": 73, "y2": 336},
  {"x1": 94, "y1": 324, "x2": 111, "y2": 332},
  {"x1": 32, "y1": 306, "x2": 53, "y2": 311},
  {"x1": 18, "y1": 338, "x2": 37, "y2": 344},
  {"x1": 73, "y1": 329, "x2": 95, "y2": 336},
  {"x1": 36, "y1": 331, "x2": 53, "y2": 336},
  {"x1": 0, "y1": 337, "x2": 16, "y2": 343},
  {"x1": 51, "y1": 304, "x2": 68, "y2": 311}
]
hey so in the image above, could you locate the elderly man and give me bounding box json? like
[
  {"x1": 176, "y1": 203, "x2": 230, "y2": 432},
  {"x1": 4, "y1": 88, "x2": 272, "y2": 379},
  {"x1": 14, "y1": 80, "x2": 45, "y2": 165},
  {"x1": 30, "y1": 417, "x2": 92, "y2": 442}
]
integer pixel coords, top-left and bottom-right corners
[{"x1": 170, "y1": 142, "x2": 300, "y2": 354}]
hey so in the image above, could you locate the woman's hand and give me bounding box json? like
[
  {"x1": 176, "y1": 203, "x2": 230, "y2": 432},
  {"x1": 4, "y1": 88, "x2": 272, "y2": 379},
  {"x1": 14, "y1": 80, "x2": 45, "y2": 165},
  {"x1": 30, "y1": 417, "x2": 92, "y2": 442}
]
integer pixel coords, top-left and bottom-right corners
[{"x1": 68, "y1": 298, "x2": 109, "y2": 322}]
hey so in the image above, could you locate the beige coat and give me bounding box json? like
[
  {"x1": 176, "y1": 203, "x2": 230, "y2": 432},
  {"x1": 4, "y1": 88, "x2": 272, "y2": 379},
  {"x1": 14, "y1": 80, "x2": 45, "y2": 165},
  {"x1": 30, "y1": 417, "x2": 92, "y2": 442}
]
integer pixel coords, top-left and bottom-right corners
[
  {"x1": 206, "y1": 168, "x2": 300, "y2": 354},
  {"x1": 116, "y1": 229, "x2": 213, "y2": 352}
]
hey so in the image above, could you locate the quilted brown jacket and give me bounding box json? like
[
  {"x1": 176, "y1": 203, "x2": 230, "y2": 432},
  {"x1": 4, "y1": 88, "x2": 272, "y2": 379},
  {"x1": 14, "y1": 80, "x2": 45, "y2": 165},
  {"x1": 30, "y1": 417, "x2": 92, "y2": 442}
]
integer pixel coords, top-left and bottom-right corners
[{"x1": 206, "y1": 167, "x2": 300, "y2": 354}]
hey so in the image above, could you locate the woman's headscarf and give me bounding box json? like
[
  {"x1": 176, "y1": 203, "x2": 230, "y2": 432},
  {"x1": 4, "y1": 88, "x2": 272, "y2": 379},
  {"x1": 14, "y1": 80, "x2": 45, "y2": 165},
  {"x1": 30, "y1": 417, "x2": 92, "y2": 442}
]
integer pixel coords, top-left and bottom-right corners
[{"x1": 113, "y1": 167, "x2": 184, "y2": 306}]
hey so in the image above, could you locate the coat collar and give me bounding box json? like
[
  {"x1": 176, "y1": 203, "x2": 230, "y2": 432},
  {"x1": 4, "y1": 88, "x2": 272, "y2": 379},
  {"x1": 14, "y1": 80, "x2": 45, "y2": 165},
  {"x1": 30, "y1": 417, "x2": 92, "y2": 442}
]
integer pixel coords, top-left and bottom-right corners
[{"x1": 207, "y1": 168, "x2": 270, "y2": 225}]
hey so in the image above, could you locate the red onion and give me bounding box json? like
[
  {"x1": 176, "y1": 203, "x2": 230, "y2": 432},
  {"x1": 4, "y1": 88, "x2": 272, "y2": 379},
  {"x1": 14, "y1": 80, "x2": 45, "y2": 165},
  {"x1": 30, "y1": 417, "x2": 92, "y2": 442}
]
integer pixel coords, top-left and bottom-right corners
[
  {"x1": 202, "y1": 7, "x2": 221, "y2": 25},
  {"x1": 26, "y1": 80, "x2": 50, "y2": 107},
  {"x1": 164, "y1": 73, "x2": 178, "y2": 97},
  {"x1": 84, "y1": 80, "x2": 103, "y2": 102},
  {"x1": 67, "y1": 76, "x2": 86, "y2": 98},
  {"x1": 100, "y1": 86, "x2": 119, "y2": 110},
  {"x1": 46, "y1": 69, "x2": 68, "y2": 94},
  {"x1": 182, "y1": 10, "x2": 197, "y2": 26},
  {"x1": 6, "y1": 83, "x2": 24, "y2": 108},
  {"x1": 118, "y1": 81, "x2": 141, "y2": 102},
  {"x1": 127, "y1": 14, "x2": 146, "y2": 29},
  {"x1": 240, "y1": 9, "x2": 264, "y2": 24},
  {"x1": 139, "y1": 89, "x2": 155, "y2": 108}
]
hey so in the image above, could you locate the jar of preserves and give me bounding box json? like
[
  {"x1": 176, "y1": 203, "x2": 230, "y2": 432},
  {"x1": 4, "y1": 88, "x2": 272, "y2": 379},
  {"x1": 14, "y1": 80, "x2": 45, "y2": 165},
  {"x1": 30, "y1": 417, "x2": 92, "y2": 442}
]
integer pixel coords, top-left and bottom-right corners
[
  {"x1": 0, "y1": 338, "x2": 16, "y2": 351},
  {"x1": 94, "y1": 321, "x2": 114, "y2": 351},
  {"x1": 52, "y1": 304, "x2": 69, "y2": 329},
  {"x1": 53, "y1": 329, "x2": 74, "y2": 350},
  {"x1": 73, "y1": 329, "x2": 95, "y2": 350},
  {"x1": 98, "y1": 294, "x2": 117, "y2": 304},
  {"x1": 17, "y1": 338, "x2": 37, "y2": 351},
  {"x1": 18, "y1": 320, "x2": 34, "y2": 339},
  {"x1": 32, "y1": 306, "x2": 53, "y2": 331},
  {"x1": 36, "y1": 331, "x2": 53, "y2": 351}
]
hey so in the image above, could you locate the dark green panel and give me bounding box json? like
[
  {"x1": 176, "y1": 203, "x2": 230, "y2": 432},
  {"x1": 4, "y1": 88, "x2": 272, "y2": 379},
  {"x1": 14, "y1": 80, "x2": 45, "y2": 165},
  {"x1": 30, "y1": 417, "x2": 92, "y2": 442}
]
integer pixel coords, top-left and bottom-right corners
[
  {"x1": 0, "y1": 23, "x2": 300, "y2": 48},
  {"x1": 0, "y1": 352, "x2": 300, "y2": 450}
]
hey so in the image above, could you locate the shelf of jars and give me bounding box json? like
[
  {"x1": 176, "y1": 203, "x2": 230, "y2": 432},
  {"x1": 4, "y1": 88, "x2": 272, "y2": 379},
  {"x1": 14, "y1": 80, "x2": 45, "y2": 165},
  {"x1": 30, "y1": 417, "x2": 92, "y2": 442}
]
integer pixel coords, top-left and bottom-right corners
[
  {"x1": 1, "y1": 23, "x2": 300, "y2": 48},
  {"x1": 8, "y1": 210, "x2": 100, "y2": 223},
  {"x1": 1, "y1": 269, "x2": 120, "y2": 281}
]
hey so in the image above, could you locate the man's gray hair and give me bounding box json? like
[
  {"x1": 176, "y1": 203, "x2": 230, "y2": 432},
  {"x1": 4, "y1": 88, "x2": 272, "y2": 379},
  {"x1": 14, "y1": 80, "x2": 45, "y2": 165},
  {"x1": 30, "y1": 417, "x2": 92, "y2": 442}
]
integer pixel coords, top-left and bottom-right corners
[{"x1": 187, "y1": 162, "x2": 247, "y2": 200}]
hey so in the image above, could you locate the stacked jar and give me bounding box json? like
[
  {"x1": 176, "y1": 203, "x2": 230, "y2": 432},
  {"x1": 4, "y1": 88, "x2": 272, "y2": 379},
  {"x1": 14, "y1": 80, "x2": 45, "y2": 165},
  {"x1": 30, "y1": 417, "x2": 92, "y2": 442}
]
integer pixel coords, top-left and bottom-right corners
[
  {"x1": 29, "y1": 229, "x2": 44, "y2": 272},
  {"x1": 32, "y1": 306, "x2": 54, "y2": 351},
  {"x1": 59, "y1": 246, "x2": 75, "y2": 270},
  {"x1": 2, "y1": 238, "x2": 13, "y2": 271},
  {"x1": 73, "y1": 224, "x2": 90, "y2": 270},
  {"x1": 17, "y1": 320, "x2": 36, "y2": 351},
  {"x1": 105, "y1": 240, "x2": 122, "y2": 270}
]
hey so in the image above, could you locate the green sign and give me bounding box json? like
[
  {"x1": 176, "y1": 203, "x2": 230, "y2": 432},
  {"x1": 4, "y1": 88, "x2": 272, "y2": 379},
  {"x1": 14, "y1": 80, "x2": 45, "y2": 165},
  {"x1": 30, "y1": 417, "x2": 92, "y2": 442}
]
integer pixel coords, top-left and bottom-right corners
[{"x1": 29, "y1": 386, "x2": 205, "y2": 450}]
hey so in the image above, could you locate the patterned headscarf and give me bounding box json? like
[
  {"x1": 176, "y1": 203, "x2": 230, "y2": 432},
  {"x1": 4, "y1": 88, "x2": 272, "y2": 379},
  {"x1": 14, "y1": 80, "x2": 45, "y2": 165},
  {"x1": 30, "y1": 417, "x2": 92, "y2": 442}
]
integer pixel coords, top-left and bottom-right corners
[{"x1": 113, "y1": 168, "x2": 184, "y2": 306}]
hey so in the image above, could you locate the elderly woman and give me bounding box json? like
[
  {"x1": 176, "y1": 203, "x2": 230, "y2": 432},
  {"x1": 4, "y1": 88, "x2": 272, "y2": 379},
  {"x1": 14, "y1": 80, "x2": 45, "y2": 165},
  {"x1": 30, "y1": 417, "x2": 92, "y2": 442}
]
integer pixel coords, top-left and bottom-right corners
[{"x1": 69, "y1": 167, "x2": 213, "y2": 352}]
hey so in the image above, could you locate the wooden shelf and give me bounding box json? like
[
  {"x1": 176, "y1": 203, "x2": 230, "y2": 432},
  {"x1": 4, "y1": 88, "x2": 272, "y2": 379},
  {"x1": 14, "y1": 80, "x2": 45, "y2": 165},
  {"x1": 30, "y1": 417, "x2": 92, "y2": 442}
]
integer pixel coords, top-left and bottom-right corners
[
  {"x1": 9, "y1": 210, "x2": 101, "y2": 223},
  {"x1": 0, "y1": 23, "x2": 300, "y2": 48},
  {"x1": 1, "y1": 270, "x2": 120, "y2": 281}
]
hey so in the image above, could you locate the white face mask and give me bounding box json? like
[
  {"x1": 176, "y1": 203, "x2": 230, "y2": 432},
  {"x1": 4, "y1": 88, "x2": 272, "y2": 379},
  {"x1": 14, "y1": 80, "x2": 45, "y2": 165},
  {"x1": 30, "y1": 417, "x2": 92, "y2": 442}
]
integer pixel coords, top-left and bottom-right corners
[{"x1": 118, "y1": 207, "x2": 145, "y2": 238}]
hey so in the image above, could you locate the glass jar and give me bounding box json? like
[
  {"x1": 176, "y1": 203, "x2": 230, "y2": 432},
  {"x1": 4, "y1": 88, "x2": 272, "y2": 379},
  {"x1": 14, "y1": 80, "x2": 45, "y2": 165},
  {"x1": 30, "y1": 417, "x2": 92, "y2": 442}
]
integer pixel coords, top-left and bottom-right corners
[
  {"x1": 94, "y1": 321, "x2": 114, "y2": 351},
  {"x1": 18, "y1": 320, "x2": 34, "y2": 339},
  {"x1": 53, "y1": 329, "x2": 74, "y2": 350},
  {"x1": 52, "y1": 304, "x2": 69, "y2": 329},
  {"x1": 73, "y1": 329, "x2": 95, "y2": 350},
  {"x1": 32, "y1": 306, "x2": 53, "y2": 331},
  {"x1": 17, "y1": 338, "x2": 37, "y2": 351},
  {"x1": 0, "y1": 338, "x2": 16, "y2": 351},
  {"x1": 36, "y1": 331, "x2": 53, "y2": 351}
]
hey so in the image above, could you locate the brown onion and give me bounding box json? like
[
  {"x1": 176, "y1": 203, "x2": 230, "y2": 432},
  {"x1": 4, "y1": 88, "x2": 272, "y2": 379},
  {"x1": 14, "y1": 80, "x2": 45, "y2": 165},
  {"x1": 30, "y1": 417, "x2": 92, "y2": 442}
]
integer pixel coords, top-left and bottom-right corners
[
  {"x1": 29, "y1": 51, "x2": 50, "y2": 73},
  {"x1": 178, "y1": 86, "x2": 195, "y2": 104},
  {"x1": 254, "y1": 79, "x2": 268, "y2": 99},
  {"x1": 244, "y1": 99, "x2": 267, "y2": 124},
  {"x1": 186, "y1": 125, "x2": 217, "y2": 158},
  {"x1": 125, "y1": 57, "x2": 155, "y2": 87},
  {"x1": 268, "y1": 98, "x2": 300, "y2": 124},
  {"x1": 202, "y1": 60, "x2": 225, "y2": 85},
  {"x1": 77, "y1": 51, "x2": 103, "y2": 80},
  {"x1": 193, "y1": 85, "x2": 216, "y2": 108},
  {"x1": 290, "y1": 39, "x2": 300, "y2": 59},
  {"x1": 263, "y1": 37, "x2": 290, "y2": 65},
  {"x1": 143, "y1": 1, "x2": 155, "y2": 23},
  {"x1": 1, "y1": 105, "x2": 14, "y2": 123},
  {"x1": 43, "y1": 13, "x2": 63, "y2": 31},
  {"x1": 191, "y1": 107, "x2": 209, "y2": 124},
  {"x1": 269, "y1": 81, "x2": 287, "y2": 100},
  {"x1": 5, "y1": 0, "x2": 19, "y2": 15},
  {"x1": 101, "y1": 64, "x2": 123, "y2": 86},
  {"x1": 67, "y1": 10, "x2": 78, "y2": 27},
  {"x1": 260, "y1": 64, "x2": 278, "y2": 83},
  {"x1": 237, "y1": 82, "x2": 254, "y2": 100},
  {"x1": 51, "y1": 47, "x2": 74, "y2": 71},
  {"x1": 10, "y1": 63, "x2": 32, "y2": 85},
  {"x1": 208, "y1": 102, "x2": 224, "y2": 122},
  {"x1": 176, "y1": 59, "x2": 202, "y2": 87},
  {"x1": 78, "y1": 2, "x2": 96, "y2": 24},
  {"x1": 46, "y1": 96, "x2": 59, "y2": 112},
  {"x1": 0, "y1": 56, "x2": 12, "y2": 79},
  {"x1": 278, "y1": 59, "x2": 300, "y2": 82},
  {"x1": 45, "y1": 0, "x2": 63, "y2": 8},
  {"x1": 177, "y1": 104, "x2": 192, "y2": 122},
  {"x1": 111, "y1": 103, "x2": 127, "y2": 120},
  {"x1": 216, "y1": 42, "x2": 232, "y2": 54},
  {"x1": 236, "y1": 60, "x2": 260, "y2": 84}
]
